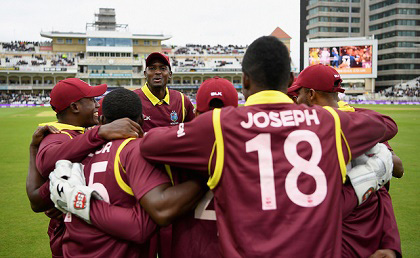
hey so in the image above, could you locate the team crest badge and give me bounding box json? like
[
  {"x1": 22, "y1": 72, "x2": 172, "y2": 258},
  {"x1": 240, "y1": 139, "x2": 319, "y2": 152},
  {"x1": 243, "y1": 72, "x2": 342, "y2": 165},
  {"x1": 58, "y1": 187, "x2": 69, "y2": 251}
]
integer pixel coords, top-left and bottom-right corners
[{"x1": 170, "y1": 111, "x2": 178, "y2": 122}]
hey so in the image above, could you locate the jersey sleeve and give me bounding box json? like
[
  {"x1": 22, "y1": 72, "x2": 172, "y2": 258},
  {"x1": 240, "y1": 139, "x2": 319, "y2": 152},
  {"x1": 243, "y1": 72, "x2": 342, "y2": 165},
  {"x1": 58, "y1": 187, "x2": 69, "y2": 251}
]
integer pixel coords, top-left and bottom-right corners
[
  {"x1": 140, "y1": 111, "x2": 215, "y2": 172},
  {"x1": 36, "y1": 127, "x2": 105, "y2": 177},
  {"x1": 337, "y1": 108, "x2": 398, "y2": 160},
  {"x1": 378, "y1": 188, "x2": 402, "y2": 257},
  {"x1": 90, "y1": 199, "x2": 157, "y2": 244},
  {"x1": 342, "y1": 183, "x2": 358, "y2": 218},
  {"x1": 183, "y1": 95, "x2": 195, "y2": 122},
  {"x1": 121, "y1": 141, "x2": 171, "y2": 201}
]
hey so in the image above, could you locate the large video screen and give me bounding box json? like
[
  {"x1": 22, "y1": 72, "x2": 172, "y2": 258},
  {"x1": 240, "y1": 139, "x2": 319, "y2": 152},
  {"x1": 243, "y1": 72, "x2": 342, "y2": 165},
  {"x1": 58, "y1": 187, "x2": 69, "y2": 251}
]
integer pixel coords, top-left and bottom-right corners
[{"x1": 308, "y1": 45, "x2": 373, "y2": 75}]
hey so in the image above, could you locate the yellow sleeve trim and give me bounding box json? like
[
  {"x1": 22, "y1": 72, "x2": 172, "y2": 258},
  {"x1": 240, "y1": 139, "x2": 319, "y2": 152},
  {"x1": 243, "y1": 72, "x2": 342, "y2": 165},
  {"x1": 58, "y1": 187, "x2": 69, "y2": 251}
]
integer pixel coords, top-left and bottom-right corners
[
  {"x1": 114, "y1": 138, "x2": 136, "y2": 196},
  {"x1": 322, "y1": 106, "x2": 347, "y2": 183},
  {"x1": 180, "y1": 92, "x2": 186, "y2": 122},
  {"x1": 207, "y1": 109, "x2": 224, "y2": 189},
  {"x1": 164, "y1": 164, "x2": 175, "y2": 186}
]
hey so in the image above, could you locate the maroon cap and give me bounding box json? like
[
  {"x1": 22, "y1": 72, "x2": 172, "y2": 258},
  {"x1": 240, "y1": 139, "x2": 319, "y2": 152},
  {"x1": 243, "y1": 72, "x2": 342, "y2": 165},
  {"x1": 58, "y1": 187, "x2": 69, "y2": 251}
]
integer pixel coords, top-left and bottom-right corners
[
  {"x1": 289, "y1": 64, "x2": 344, "y2": 93},
  {"x1": 287, "y1": 79, "x2": 299, "y2": 98},
  {"x1": 50, "y1": 78, "x2": 107, "y2": 113},
  {"x1": 196, "y1": 77, "x2": 238, "y2": 113},
  {"x1": 146, "y1": 52, "x2": 171, "y2": 69}
]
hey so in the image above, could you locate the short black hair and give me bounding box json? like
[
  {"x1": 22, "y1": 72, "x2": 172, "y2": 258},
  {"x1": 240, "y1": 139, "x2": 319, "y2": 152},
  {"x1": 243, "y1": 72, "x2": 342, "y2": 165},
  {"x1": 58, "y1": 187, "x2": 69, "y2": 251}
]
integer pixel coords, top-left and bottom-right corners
[
  {"x1": 102, "y1": 88, "x2": 142, "y2": 123},
  {"x1": 242, "y1": 36, "x2": 291, "y2": 91}
]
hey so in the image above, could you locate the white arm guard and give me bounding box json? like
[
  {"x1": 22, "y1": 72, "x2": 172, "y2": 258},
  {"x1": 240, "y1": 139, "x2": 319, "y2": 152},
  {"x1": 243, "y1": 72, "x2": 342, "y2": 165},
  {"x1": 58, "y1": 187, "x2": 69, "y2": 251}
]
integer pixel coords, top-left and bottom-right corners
[{"x1": 347, "y1": 143, "x2": 393, "y2": 205}]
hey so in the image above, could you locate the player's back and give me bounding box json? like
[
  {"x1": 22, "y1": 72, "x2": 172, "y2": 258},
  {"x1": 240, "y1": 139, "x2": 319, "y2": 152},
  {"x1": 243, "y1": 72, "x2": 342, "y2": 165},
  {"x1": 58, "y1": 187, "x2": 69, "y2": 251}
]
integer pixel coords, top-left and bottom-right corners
[
  {"x1": 211, "y1": 103, "x2": 346, "y2": 257},
  {"x1": 63, "y1": 139, "x2": 153, "y2": 258}
]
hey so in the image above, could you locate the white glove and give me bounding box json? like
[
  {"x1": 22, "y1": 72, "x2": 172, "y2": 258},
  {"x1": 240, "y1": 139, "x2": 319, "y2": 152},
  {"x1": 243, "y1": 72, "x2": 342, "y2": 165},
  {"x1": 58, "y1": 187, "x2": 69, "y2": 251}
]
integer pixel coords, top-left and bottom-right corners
[
  {"x1": 347, "y1": 143, "x2": 393, "y2": 205},
  {"x1": 49, "y1": 161, "x2": 101, "y2": 224}
]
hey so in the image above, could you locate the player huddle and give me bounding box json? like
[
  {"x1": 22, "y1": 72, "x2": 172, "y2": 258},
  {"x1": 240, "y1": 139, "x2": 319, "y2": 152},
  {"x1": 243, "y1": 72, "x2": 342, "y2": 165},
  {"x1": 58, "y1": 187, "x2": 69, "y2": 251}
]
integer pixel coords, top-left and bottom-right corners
[{"x1": 26, "y1": 36, "x2": 403, "y2": 258}]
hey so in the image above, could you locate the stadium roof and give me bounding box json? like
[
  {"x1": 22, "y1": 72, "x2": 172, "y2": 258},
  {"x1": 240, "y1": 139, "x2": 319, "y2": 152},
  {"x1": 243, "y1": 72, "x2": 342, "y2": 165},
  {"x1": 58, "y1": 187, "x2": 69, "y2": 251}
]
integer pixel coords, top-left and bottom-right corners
[
  {"x1": 270, "y1": 27, "x2": 291, "y2": 39},
  {"x1": 40, "y1": 31, "x2": 171, "y2": 40}
]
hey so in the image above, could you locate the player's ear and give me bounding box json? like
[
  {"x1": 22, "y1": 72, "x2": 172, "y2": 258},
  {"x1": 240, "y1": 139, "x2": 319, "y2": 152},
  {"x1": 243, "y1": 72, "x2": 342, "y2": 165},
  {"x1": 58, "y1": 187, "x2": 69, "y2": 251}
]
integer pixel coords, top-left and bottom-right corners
[
  {"x1": 69, "y1": 102, "x2": 80, "y2": 114},
  {"x1": 288, "y1": 72, "x2": 294, "y2": 87},
  {"x1": 168, "y1": 69, "x2": 172, "y2": 79},
  {"x1": 242, "y1": 73, "x2": 250, "y2": 90}
]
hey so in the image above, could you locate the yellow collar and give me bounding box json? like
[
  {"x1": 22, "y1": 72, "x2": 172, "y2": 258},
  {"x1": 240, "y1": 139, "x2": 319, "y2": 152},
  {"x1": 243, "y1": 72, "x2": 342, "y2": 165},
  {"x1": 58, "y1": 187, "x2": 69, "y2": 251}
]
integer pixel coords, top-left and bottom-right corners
[
  {"x1": 337, "y1": 101, "x2": 355, "y2": 112},
  {"x1": 38, "y1": 121, "x2": 86, "y2": 133},
  {"x1": 141, "y1": 83, "x2": 170, "y2": 106},
  {"x1": 244, "y1": 90, "x2": 293, "y2": 106}
]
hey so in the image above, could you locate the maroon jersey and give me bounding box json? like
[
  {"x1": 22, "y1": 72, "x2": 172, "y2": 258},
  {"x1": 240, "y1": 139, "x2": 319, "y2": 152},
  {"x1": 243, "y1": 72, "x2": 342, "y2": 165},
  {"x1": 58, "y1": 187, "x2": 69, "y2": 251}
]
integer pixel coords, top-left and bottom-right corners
[
  {"x1": 141, "y1": 91, "x2": 397, "y2": 257},
  {"x1": 339, "y1": 105, "x2": 401, "y2": 257},
  {"x1": 342, "y1": 188, "x2": 402, "y2": 257},
  {"x1": 134, "y1": 84, "x2": 194, "y2": 132},
  {"x1": 36, "y1": 122, "x2": 105, "y2": 177},
  {"x1": 63, "y1": 138, "x2": 170, "y2": 258},
  {"x1": 35, "y1": 122, "x2": 105, "y2": 258},
  {"x1": 170, "y1": 170, "x2": 220, "y2": 258}
]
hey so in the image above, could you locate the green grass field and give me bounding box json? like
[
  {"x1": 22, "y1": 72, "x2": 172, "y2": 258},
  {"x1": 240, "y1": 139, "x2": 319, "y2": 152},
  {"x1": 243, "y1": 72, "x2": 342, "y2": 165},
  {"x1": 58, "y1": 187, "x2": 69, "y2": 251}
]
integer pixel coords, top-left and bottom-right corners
[{"x1": 0, "y1": 105, "x2": 418, "y2": 257}]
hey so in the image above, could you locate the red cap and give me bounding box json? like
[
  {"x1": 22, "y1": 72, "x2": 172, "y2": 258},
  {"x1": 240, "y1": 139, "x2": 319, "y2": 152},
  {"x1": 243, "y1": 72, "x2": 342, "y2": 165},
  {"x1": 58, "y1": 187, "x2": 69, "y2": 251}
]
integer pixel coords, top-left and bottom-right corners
[
  {"x1": 289, "y1": 64, "x2": 344, "y2": 93},
  {"x1": 146, "y1": 52, "x2": 171, "y2": 70},
  {"x1": 50, "y1": 78, "x2": 107, "y2": 113},
  {"x1": 287, "y1": 79, "x2": 299, "y2": 97},
  {"x1": 196, "y1": 77, "x2": 238, "y2": 113}
]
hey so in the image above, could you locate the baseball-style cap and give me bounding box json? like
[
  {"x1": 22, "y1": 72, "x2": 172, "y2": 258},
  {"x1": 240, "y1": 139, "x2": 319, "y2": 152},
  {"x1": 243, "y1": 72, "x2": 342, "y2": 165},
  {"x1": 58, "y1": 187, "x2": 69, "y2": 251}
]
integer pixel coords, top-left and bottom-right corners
[
  {"x1": 287, "y1": 78, "x2": 299, "y2": 97},
  {"x1": 196, "y1": 77, "x2": 238, "y2": 113},
  {"x1": 50, "y1": 78, "x2": 107, "y2": 113},
  {"x1": 288, "y1": 64, "x2": 344, "y2": 93},
  {"x1": 146, "y1": 52, "x2": 171, "y2": 70}
]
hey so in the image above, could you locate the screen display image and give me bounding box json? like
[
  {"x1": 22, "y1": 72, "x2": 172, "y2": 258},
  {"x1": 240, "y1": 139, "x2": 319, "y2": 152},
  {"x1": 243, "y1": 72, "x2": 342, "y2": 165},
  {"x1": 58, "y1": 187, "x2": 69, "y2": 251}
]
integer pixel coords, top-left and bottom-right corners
[{"x1": 308, "y1": 45, "x2": 373, "y2": 75}]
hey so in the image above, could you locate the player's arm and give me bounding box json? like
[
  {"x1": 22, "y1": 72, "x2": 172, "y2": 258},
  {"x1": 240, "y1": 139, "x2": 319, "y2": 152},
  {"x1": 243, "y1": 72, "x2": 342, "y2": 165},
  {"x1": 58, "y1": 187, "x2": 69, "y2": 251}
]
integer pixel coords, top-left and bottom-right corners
[
  {"x1": 26, "y1": 125, "x2": 60, "y2": 212},
  {"x1": 377, "y1": 189, "x2": 402, "y2": 258},
  {"x1": 125, "y1": 144, "x2": 208, "y2": 226},
  {"x1": 89, "y1": 200, "x2": 158, "y2": 244},
  {"x1": 369, "y1": 249, "x2": 397, "y2": 258},
  {"x1": 139, "y1": 178, "x2": 207, "y2": 226},
  {"x1": 338, "y1": 108, "x2": 398, "y2": 159},
  {"x1": 36, "y1": 118, "x2": 142, "y2": 177},
  {"x1": 141, "y1": 111, "x2": 215, "y2": 173},
  {"x1": 391, "y1": 152, "x2": 404, "y2": 178},
  {"x1": 342, "y1": 183, "x2": 358, "y2": 218}
]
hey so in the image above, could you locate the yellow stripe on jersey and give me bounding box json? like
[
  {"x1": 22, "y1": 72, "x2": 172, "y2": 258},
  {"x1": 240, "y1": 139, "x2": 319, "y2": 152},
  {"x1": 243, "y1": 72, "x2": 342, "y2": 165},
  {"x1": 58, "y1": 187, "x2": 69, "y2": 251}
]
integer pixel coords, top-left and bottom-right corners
[
  {"x1": 180, "y1": 92, "x2": 186, "y2": 122},
  {"x1": 164, "y1": 164, "x2": 175, "y2": 186},
  {"x1": 341, "y1": 131, "x2": 352, "y2": 162},
  {"x1": 207, "y1": 109, "x2": 224, "y2": 189},
  {"x1": 114, "y1": 138, "x2": 136, "y2": 196},
  {"x1": 323, "y1": 106, "x2": 347, "y2": 183},
  {"x1": 208, "y1": 142, "x2": 217, "y2": 176},
  {"x1": 60, "y1": 131, "x2": 73, "y2": 139}
]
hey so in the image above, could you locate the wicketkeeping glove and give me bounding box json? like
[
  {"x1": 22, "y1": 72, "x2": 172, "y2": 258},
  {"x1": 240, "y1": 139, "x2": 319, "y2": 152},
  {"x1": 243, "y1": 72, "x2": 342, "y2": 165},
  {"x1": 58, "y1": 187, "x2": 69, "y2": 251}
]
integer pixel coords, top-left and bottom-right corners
[
  {"x1": 49, "y1": 160, "x2": 102, "y2": 224},
  {"x1": 347, "y1": 143, "x2": 393, "y2": 205}
]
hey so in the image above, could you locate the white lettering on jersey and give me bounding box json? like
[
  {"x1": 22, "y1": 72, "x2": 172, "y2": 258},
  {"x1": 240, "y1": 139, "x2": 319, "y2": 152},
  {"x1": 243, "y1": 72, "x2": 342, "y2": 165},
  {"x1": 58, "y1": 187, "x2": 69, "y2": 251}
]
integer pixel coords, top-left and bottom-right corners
[
  {"x1": 177, "y1": 123, "x2": 185, "y2": 137},
  {"x1": 95, "y1": 142, "x2": 112, "y2": 155},
  {"x1": 240, "y1": 110, "x2": 320, "y2": 129}
]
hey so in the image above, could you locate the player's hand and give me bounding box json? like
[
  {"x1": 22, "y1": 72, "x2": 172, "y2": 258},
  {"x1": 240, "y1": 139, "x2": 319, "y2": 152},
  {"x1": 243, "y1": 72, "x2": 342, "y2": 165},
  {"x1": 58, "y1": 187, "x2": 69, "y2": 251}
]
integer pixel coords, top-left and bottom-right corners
[
  {"x1": 30, "y1": 125, "x2": 60, "y2": 147},
  {"x1": 49, "y1": 176, "x2": 100, "y2": 224},
  {"x1": 347, "y1": 143, "x2": 393, "y2": 205},
  {"x1": 369, "y1": 249, "x2": 397, "y2": 258},
  {"x1": 98, "y1": 118, "x2": 143, "y2": 140},
  {"x1": 44, "y1": 207, "x2": 63, "y2": 219}
]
